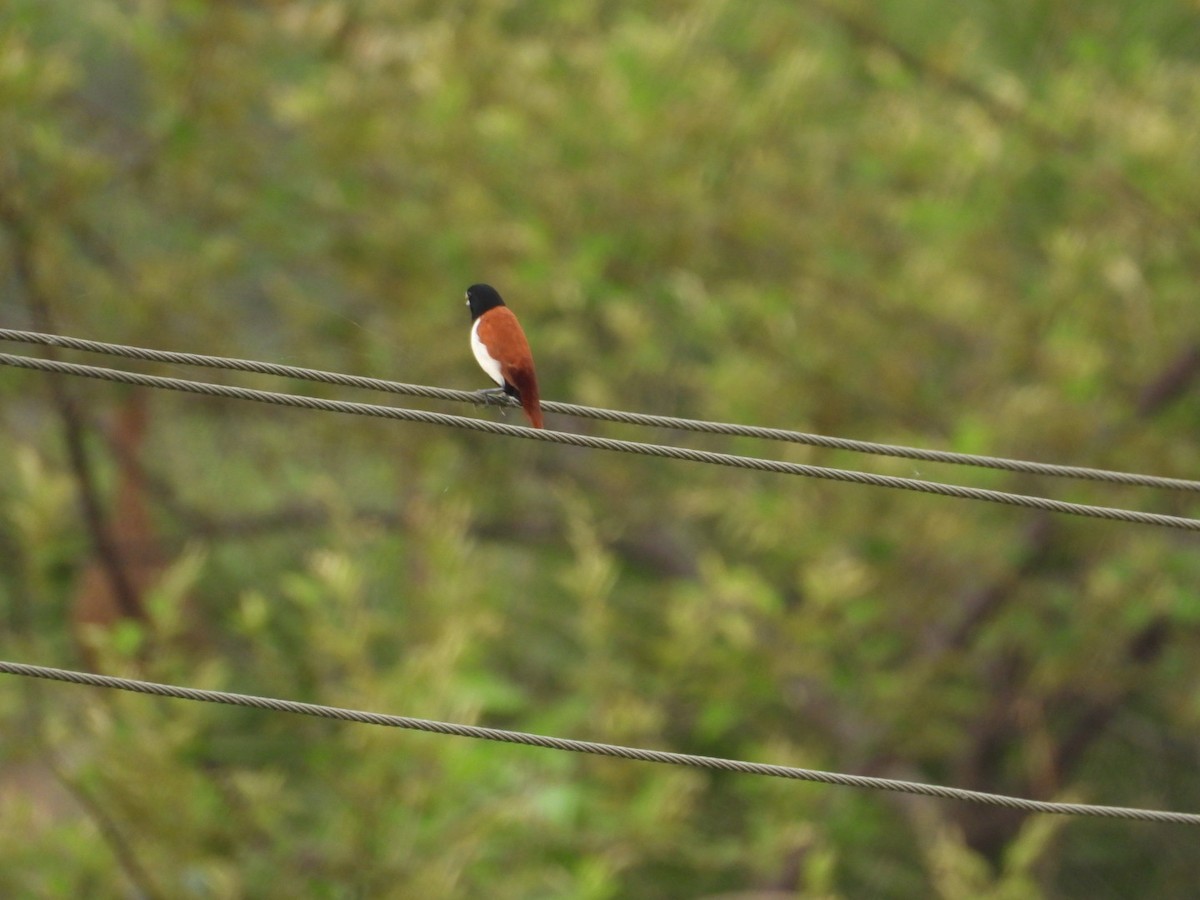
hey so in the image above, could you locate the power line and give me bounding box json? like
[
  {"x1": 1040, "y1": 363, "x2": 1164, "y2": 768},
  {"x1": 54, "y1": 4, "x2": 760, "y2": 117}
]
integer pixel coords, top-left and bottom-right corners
[
  {"x1": 2, "y1": 328, "x2": 1197, "y2": 493},
  {"x1": 2, "y1": 351, "x2": 1198, "y2": 532},
  {"x1": 2, "y1": 660, "x2": 1196, "y2": 825}
]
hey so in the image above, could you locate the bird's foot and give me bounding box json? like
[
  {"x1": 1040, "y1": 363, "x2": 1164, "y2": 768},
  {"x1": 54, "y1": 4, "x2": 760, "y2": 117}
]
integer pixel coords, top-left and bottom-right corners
[{"x1": 473, "y1": 388, "x2": 513, "y2": 413}]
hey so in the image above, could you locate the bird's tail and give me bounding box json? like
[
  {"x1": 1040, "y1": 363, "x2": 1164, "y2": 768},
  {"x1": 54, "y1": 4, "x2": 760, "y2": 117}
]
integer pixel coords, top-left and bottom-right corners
[{"x1": 509, "y1": 368, "x2": 543, "y2": 429}]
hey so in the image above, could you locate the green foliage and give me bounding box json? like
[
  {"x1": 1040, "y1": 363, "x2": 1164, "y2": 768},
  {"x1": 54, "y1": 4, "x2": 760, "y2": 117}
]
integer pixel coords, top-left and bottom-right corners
[{"x1": 1, "y1": 0, "x2": 1199, "y2": 895}]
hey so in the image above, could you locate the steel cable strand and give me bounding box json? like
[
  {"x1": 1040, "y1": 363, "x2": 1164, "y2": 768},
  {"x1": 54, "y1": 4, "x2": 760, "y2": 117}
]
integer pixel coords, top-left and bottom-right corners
[
  {"x1": 2, "y1": 353, "x2": 1199, "y2": 532},
  {"x1": 2, "y1": 661, "x2": 1198, "y2": 824},
  {"x1": 2, "y1": 329, "x2": 1197, "y2": 493}
]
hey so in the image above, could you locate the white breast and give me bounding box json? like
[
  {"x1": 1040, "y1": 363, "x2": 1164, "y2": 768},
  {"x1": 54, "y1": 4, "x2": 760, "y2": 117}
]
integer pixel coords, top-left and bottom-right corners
[{"x1": 471, "y1": 317, "x2": 505, "y2": 387}]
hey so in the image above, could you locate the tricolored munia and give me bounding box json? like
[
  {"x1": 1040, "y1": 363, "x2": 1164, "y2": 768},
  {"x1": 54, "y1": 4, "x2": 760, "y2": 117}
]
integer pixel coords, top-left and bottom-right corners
[{"x1": 465, "y1": 283, "x2": 543, "y2": 428}]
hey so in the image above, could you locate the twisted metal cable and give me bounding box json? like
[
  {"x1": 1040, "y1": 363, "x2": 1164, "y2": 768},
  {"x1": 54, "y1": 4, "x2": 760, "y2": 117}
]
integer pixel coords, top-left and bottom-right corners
[
  {"x1": 2, "y1": 660, "x2": 1196, "y2": 824},
  {"x1": 2, "y1": 352, "x2": 1198, "y2": 532},
  {"x1": 2, "y1": 328, "x2": 1196, "y2": 493}
]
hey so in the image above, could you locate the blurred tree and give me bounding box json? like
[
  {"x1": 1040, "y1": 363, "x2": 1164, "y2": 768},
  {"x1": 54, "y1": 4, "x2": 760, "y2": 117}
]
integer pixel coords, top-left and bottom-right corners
[{"x1": 1, "y1": 0, "x2": 1198, "y2": 896}]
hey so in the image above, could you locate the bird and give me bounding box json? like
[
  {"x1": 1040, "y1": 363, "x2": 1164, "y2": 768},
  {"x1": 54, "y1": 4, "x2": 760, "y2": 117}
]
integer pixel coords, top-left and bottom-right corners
[{"x1": 465, "y1": 283, "x2": 543, "y2": 428}]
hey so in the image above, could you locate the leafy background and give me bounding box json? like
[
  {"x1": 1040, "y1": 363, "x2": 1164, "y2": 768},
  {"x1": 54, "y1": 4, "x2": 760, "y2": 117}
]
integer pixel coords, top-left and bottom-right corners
[{"x1": 1, "y1": 0, "x2": 1198, "y2": 896}]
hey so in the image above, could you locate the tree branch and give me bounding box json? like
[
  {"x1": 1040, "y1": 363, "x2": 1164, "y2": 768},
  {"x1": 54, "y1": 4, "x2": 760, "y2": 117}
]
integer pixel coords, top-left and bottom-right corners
[{"x1": 0, "y1": 190, "x2": 145, "y2": 620}]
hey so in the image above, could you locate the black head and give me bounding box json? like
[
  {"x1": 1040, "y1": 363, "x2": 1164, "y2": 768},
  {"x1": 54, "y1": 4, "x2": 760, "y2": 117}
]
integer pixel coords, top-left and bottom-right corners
[{"x1": 465, "y1": 283, "x2": 506, "y2": 321}]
